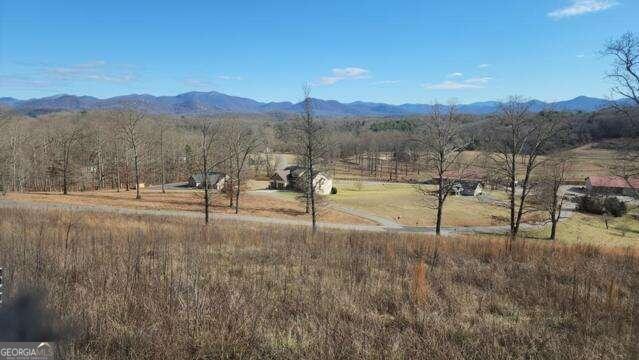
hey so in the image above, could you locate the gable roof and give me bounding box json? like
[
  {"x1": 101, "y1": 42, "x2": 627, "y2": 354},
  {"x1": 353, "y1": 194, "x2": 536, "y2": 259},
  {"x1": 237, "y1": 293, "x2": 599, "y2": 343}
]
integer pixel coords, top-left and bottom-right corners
[
  {"x1": 271, "y1": 170, "x2": 289, "y2": 182},
  {"x1": 191, "y1": 171, "x2": 226, "y2": 185},
  {"x1": 276, "y1": 165, "x2": 332, "y2": 181},
  {"x1": 587, "y1": 176, "x2": 639, "y2": 189},
  {"x1": 438, "y1": 169, "x2": 485, "y2": 181}
]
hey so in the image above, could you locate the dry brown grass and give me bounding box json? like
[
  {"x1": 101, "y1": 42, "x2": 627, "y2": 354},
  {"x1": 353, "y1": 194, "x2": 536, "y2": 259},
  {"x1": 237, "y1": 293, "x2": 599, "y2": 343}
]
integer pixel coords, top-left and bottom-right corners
[
  {"x1": 1, "y1": 207, "x2": 638, "y2": 358},
  {"x1": 6, "y1": 189, "x2": 372, "y2": 225}
]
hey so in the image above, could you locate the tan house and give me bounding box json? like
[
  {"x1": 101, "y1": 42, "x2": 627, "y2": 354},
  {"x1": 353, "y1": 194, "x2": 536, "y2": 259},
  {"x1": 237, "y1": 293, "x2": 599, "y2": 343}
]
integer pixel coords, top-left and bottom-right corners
[{"x1": 270, "y1": 165, "x2": 333, "y2": 195}]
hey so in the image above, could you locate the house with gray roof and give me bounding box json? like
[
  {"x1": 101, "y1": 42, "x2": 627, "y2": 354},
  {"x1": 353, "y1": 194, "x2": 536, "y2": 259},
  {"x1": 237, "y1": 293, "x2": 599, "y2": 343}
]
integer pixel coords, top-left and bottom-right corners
[
  {"x1": 270, "y1": 165, "x2": 333, "y2": 195},
  {"x1": 188, "y1": 171, "x2": 228, "y2": 190}
]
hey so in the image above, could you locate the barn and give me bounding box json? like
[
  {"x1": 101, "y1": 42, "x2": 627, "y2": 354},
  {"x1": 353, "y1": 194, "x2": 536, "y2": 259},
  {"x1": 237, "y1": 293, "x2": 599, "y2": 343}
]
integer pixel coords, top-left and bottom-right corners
[{"x1": 585, "y1": 176, "x2": 639, "y2": 197}]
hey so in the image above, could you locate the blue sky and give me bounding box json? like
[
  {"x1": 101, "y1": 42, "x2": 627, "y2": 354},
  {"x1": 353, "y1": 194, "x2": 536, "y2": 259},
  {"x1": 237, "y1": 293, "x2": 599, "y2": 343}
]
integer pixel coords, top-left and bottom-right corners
[{"x1": 1, "y1": 0, "x2": 636, "y2": 104}]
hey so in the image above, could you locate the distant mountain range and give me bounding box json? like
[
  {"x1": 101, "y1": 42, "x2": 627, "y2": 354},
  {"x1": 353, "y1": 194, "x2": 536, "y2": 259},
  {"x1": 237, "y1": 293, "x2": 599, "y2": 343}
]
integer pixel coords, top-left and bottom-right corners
[{"x1": 0, "y1": 91, "x2": 629, "y2": 117}]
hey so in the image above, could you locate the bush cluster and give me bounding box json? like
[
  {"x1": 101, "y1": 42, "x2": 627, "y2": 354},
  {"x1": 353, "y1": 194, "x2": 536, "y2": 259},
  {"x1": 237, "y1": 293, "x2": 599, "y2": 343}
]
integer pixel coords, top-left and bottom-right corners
[{"x1": 577, "y1": 195, "x2": 627, "y2": 217}]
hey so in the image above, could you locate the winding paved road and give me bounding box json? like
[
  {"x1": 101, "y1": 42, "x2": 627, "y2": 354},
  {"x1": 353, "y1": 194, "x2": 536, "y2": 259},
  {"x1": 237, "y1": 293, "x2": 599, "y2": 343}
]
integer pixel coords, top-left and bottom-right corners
[
  {"x1": 1, "y1": 182, "x2": 580, "y2": 236},
  {"x1": 0, "y1": 194, "x2": 575, "y2": 236},
  {"x1": 251, "y1": 187, "x2": 577, "y2": 235}
]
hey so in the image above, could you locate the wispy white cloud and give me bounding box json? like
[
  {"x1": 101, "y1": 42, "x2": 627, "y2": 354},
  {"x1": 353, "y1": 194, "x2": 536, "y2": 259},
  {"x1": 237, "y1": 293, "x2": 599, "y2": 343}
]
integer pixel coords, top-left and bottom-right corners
[
  {"x1": 447, "y1": 72, "x2": 464, "y2": 78},
  {"x1": 477, "y1": 63, "x2": 491, "y2": 69},
  {"x1": 576, "y1": 54, "x2": 586, "y2": 58},
  {"x1": 46, "y1": 60, "x2": 137, "y2": 83},
  {"x1": 75, "y1": 60, "x2": 108, "y2": 68},
  {"x1": 422, "y1": 75, "x2": 492, "y2": 90},
  {"x1": 422, "y1": 81, "x2": 482, "y2": 90},
  {"x1": 0, "y1": 74, "x2": 51, "y2": 89},
  {"x1": 84, "y1": 74, "x2": 136, "y2": 83},
  {"x1": 1, "y1": 60, "x2": 138, "y2": 90},
  {"x1": 217, "y1": 75, "x2": 243, "y2": 81},
  {"x1": 548, "y1": 0, "x2": 618, "y2": 19},
  {"x1": 182, "y1": 74, "x2": 242, "y2": 88},
  {"x1": 371, "y1": 80, "x2": 400, "y2": 85},
  {"x1": 318, "y1": 67, "x2": 370, "y2": 85},
  {"x1": 464, "y1": 76, "x2": 492, "y2": 84},
  {"x1": 183, "y1": 78, "x2": 214, "y2": 88}
]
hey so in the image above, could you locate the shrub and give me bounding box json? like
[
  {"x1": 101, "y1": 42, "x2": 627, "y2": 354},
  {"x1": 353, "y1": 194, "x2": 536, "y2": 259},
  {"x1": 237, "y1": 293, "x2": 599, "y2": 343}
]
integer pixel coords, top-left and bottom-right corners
[
  {"x1": 604, "y1": 197, "x2": 628, "y2": 217},
  {"x1": 330, "y1": 187, "x2": 337, "y2": 194},
  {"x1": 577, "y1": 196, "x2": 627, "y2": 217}
]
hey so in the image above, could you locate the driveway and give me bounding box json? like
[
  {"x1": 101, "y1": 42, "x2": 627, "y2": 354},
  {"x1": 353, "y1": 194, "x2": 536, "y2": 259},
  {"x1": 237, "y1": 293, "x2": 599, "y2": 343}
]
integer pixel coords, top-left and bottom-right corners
[{"x1": 147, "y1": 182, "x2": 191, "y2": 191}]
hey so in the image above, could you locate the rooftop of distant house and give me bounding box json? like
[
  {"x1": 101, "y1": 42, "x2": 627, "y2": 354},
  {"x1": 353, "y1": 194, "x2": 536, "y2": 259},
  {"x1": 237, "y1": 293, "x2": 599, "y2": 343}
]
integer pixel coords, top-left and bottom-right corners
[{"x1": 586, "y1": 176, "x2": 639, "y2": 189}]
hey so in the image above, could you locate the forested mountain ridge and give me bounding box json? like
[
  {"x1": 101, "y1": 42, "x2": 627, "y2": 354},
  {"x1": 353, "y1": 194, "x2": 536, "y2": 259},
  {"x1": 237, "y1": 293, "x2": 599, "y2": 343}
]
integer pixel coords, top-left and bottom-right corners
[{"x1": 0, "y1": 91, "x2": 629, "y2": 117}]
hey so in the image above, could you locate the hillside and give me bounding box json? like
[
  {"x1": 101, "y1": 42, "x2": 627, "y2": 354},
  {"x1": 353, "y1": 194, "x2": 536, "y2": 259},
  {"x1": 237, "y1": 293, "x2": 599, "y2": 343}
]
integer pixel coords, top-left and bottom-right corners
[
  {"x1": 0, "y1": 91, "x2": 629, "y2": 117},
  {"x1": 1, "y1": 207, "x2": 637, "y2": 358}
]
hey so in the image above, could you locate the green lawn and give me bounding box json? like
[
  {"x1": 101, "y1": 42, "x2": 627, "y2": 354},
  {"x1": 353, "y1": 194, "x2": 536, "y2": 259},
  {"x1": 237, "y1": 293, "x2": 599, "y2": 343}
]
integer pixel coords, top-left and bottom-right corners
[
  {"x1": 331, "y1": 181, "x2": 512, "y2": 227},
  {"x1": 525, "y1": 209, "x2": 639, "y2": 248}
]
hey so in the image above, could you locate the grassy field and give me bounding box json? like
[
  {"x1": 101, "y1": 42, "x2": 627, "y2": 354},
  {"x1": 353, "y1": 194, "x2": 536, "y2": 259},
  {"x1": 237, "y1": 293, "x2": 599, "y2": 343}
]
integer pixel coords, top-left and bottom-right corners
[
  {"x1": 5, "y1": 187, "x2": 373, "y2": 225},
  {"x1": 526, "y1": 210, "x2": 639, "y2": 248},
  {"x1": 330, "y1": 181, "x2": 513, "y2": 227},
  {"x1": 0, "y1": 207, "x2": 637, "y2": 358},
  {"x1": 563, "y1": 143, "x2": 619, "y2": 181}
]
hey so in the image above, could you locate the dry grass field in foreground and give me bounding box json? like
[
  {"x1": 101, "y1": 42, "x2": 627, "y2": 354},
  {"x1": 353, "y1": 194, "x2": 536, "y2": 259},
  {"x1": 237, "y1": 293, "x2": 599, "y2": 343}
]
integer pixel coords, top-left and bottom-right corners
[{"x1": 1, "y1": 208, "x2": 638, "y2": 359}]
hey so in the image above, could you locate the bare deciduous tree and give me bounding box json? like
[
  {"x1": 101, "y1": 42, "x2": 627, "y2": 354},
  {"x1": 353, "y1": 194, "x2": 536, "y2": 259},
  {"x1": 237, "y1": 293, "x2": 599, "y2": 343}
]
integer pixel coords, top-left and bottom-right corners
[
  {"x1": 532, "y1": 153, "x2": 573, "y2": 240},
  {"x1": 198, "y1": 118, "x2": 217, "y2": 224},
  {"x1": 196, "y1": 118, "x2": 231, "y2": 224},
  {"x1": 603, "y1": 32, "x2": 639, "y2": 195},
  {"x1": 0, "y1": 109, "x2": 12, "y2": 194},
  {"x1": 225, "y1": 121, "x2": 261, "y2": 214},
  {"x1": 293, "y1": 86, "x2": 328, "y2": 232},
  {"x1": 414, "y1": 104, "x2": 468, "y2": 235},
  {"x1": 484, "y1": 98, "x2": 562, "y2": 240},
  {"x1": 118, "y1": 110, "x2": 145, "y2": 200},
  {"x1": 158, "y1": 120, "x2": 167, "y2": 194},
  {"x1": 604, "y1": 32, "x2": 639, "y2": 106},
  {"x1": 51, "y1": 115, "x2": 84, "y2": 195}
]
